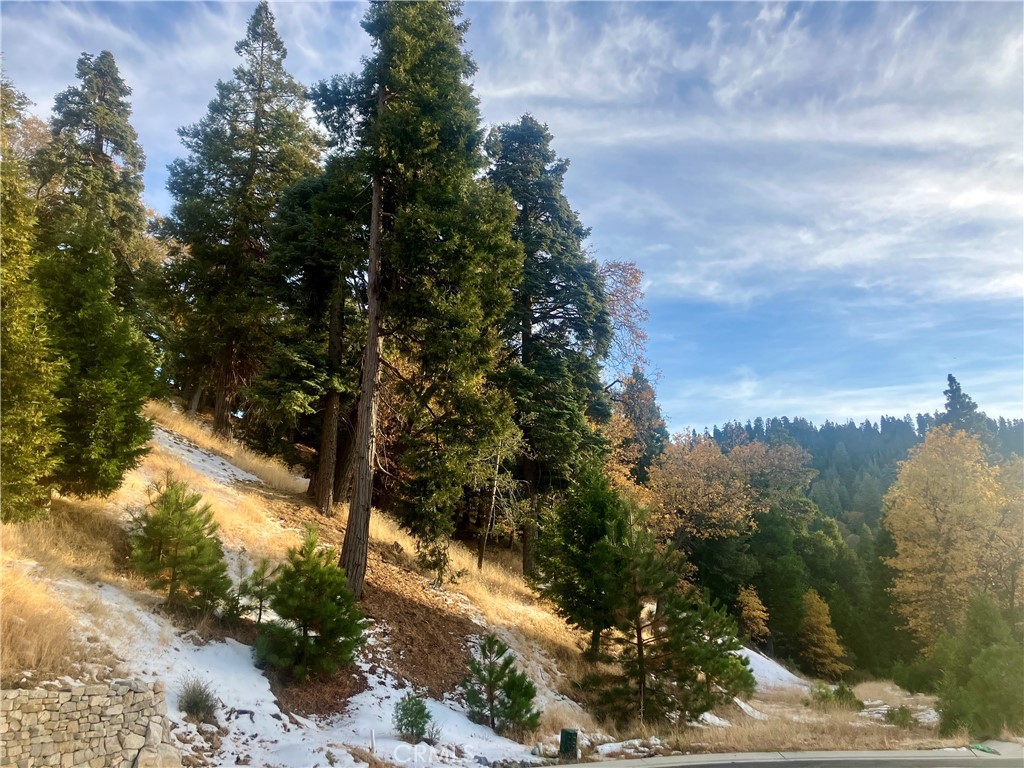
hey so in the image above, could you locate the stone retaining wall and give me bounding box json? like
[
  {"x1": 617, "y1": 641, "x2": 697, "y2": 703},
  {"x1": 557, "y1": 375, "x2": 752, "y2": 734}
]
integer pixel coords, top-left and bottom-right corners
[{"x1": 0, "y1": 680, "x2": 180, "y2": 768}]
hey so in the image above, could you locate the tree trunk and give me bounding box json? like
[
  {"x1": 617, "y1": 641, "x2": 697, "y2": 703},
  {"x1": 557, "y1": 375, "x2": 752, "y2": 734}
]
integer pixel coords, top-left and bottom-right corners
[
  {"x1": 334, "y1": 405, "x2": 357, "y2": 502},
  {"x1": 587, "y1": 626, "x2": 602, "y2": 659},
  {"x1": 634, "y1": 612, "x2": 646, "y2": 723},
  {"x1": 313, "y1": 390, "x2": 341, "y2": 514},
  {"x1": 521, "y1": 456, "x2": 539, "y2": 576},
  {"x1": 477, "y1": 445, "x2": 502, "y2": 570},
  {"x1": 188, "y1": 384, "x2": 204, "y2": 415},
  {"x1": 340, "y1": 132, "x2": 384, "y2": 599},
  {"x1": 213, "y1": 343, "x2": 235, "y2": 440},
  {"x1": 213, "y1": 385, "x2": 233, "y2": 440},
  {"x1": 312, "y1": 280, "x2": 346, "y2": 515}
]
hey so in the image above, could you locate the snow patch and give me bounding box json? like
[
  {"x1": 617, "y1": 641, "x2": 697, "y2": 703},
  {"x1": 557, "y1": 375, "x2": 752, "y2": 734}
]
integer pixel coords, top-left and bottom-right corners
[
  {"x1": 734, "y1": 697, "x2": 770, "y2": 720},
  {"x1": 699, "y1": 712, "x2": 732, "y2": 727},
  {"x1": 151, "y1": 427, "x2": 261, "y2": 486},
  {"x1": 739, "y1": 647, "x2": 809, "y2": 689}
]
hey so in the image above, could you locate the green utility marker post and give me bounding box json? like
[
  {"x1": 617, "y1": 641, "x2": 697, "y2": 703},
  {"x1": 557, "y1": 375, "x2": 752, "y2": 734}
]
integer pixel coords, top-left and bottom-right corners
[{"x1": 559, "y1": 728, "x2": 578, "y2": 760}]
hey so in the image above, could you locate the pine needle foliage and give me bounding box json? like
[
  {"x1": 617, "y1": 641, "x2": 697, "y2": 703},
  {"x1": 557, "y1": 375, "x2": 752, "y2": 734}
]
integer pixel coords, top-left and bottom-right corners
[
  {"x1": 31, "y1": 51, "x2": 154, "y2": 496},
  {"x1": 393, "y1": 693, "x2": 432, "y2": 743},
  {"x1": 533, "y1": 464, "x2": 628, "y2": 657},
  {"x1": 130, "y1": 477, "x2": 230, "y2": 612},
  {"x1": 462, "y1": 634, "x2": 541, "y2": 739},
  {"x1": 0, "y1": 78, "x2": 61, "y2": 521},
  {"x1": 239, "y1": 557, "x2": 279, "y2": 626},
  {"x1": 602, "y1": 507, "x2": 755, "y2": 725},
  {"x1": 257, "y1": 529, "x2": 364, "y2": 682}
]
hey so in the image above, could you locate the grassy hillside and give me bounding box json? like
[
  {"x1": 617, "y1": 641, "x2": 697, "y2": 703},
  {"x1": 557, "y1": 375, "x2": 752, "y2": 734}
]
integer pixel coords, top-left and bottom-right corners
[{"x1": 0, "y1": 402, "x2": 975, "y2": 765}]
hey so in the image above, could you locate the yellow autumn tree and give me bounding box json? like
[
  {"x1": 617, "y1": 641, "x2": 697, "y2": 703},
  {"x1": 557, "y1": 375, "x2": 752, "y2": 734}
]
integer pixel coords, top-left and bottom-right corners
[
  {"x1": 798, "y1": 590, "x2": 850, "y2": 680},
  {"x1": 736, "y1": 585, "x2": 771, "y2": 644},
  {"x1": 648, "y1": 432, "x2": 759, "y2": 549},
  {"x1": 883, "y1": 426, "x2": 1001, "y2": 652},
  {"x1": 599, "y1": 411, "x2": 651, "y2": 506},
  {"x1": 982, "y1": 455, "x2": 1024, "y2": 614}
]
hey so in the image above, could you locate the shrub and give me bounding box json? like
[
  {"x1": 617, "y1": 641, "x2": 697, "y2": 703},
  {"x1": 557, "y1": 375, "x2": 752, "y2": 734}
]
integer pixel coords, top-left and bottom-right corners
[
  {"x1": 885, "y1": 705, "x2": 914, "y2": 728},
  {"x1": 462, "y1": 634, "x2": 541, "y2": 739},
  {"x1": 935, "y1": 594, "x2": 1024, "y2": 738},
  {"x1": 179, "y1": 676, "x2": 218, "y2": 724},
  {"x1": 940, "y1": 642, "x2": 1024, "y2": 738},
  {"x1": 807, "y1": 681, "x2": 863, "y2": 711},
  {"x1": 130, "y1": 476, "x2": 230, "y2": 612},
  {"x1": 394, "y1": 693, "x2": 433, "y2": 743},
  {"x1": 256, "y1": 528, "x2": 364, "y2": 681},
  {"x1": 892, "y1": 657, "x2": 939, "y2": 694}
]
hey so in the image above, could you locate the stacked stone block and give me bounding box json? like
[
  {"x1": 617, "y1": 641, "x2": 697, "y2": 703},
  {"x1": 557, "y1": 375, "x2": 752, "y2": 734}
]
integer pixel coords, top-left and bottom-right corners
[{"x1": 0, "y1": 681, "x2": 180, "y2": 768}]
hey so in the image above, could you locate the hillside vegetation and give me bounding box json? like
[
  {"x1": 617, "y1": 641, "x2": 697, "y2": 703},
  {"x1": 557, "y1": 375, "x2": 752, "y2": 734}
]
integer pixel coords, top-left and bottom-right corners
[{"x1": 2, "y1": 0, "x2": 1021, "y2": 756}]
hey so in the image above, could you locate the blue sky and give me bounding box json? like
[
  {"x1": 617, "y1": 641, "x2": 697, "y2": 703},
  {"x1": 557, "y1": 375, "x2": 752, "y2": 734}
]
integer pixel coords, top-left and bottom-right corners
[{"x1": 3, "y1": 1, "x2": 1021, "y2": 432}]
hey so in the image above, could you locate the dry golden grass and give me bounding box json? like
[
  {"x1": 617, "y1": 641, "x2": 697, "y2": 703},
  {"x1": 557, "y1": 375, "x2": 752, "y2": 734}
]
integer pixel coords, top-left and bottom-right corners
[
  {"x1": 853, "y1": 680, "x2": 931, "y2": 708},
  {"x1": 0, "y1": 561, "x2": 84, "y2": 684},
  {"x1": 663, "y1": 709, "x2": 963, "y2": 754},
  {"x1": 144, "y1": 446, "x2": 301, "y2": 563},
  {"x1": 144, "y1": 400, "x2": 306, "y2": 494},
  {"x1": 2, "y1": 497, "x2": 134, "y2": 582}
]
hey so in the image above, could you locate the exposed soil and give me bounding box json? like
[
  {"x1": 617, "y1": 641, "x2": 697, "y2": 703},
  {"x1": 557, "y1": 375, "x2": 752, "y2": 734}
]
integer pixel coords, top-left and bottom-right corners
[
  {"x1": 270, "y1": 665, "x2": 370, "y2": 719},
  {"x1": 244, "y1": 487, "x2": 482, "y2": 701}
]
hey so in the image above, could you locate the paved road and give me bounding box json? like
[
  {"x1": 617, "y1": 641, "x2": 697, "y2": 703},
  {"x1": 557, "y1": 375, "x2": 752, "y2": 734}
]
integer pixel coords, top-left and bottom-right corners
[
  {"x1": 648, "y1": 760, "x2": 1022, "y2": 768},
  {"x1": 591, "y1": 751, "x2": 1023, "y2": 768}
]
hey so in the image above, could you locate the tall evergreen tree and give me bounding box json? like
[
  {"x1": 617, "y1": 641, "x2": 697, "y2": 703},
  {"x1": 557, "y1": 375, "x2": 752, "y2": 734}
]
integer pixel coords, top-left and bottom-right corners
[
  {"x1": 257, "y1": 156, "x2": 368, "y2": 513},
  {"x1": 485, "y1": 114, "x2": 611, "y2": 575},
  {"x1": 31, "y1": 52, "x2": 154, "y2": 496},
  {"x1": 0, "y1": 78, "x2": 61, "y2": 520},
  {"x1": 166, "y1": 0, "x2": 321, "y2": 438},
  {"x1": 309, "y1": 0, "x2": 521, "y2": 597}
]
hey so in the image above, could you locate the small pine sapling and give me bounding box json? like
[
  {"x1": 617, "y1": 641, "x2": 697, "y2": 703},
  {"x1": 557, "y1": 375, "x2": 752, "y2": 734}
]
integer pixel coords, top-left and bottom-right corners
[
  {"x1": 240, "y1": 557, "x2": 279, "y2": 625},
  {"x1": 393, "y1": 692, "x2": 433, "y2": 743},
  {"x1": 257, "y1": 528, "x2": 364, "y2": 681},
  {"x1": 130, "y1": 476, "x2": 230, "y2": 612},
  {"x1": 462, "y1": 634, "x2": 541, "y2": 738}
]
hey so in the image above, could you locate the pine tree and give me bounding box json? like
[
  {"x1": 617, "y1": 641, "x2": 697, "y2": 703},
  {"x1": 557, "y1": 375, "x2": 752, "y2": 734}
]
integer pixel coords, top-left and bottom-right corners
[
  {"x1": 605, "y1": 511, "x2": 754, "y2": 724},
  {"x1": 0, "y1": 78, "x2": 62, "y2": 521},
  {"x1": 130, "y1": 477, "x2": 231, "y2": 612},
  {"x1": 798, "y1": 590, "x2": 851, "y2": 680},
  {"x1": 31, "y1": 51, "x2": 154, "y2": 496},
  {"x1": 485, "y1": 114, "x2": 612, "y2": 575},
  {"x1": 462, "y1": 634, "x2": 541, "y2": 737},
  {"x1": 166, "y1": 0, "x2": 321, "y2": 439},
  {"x1": 238, "y1": 557, "x2": 279, "y2": 625},
  {"x1": 309, "y1": 0, "x2": 522, "y2": 597},
  {"x1": 258, "y1": 529, "x2": 364, "y2": 681},
  {"x1": 533, "y1": 466, "x2": 628, "y2": 657},
  {"x1": 257, "y1": 155, "x2": 369, "y2": 512}
]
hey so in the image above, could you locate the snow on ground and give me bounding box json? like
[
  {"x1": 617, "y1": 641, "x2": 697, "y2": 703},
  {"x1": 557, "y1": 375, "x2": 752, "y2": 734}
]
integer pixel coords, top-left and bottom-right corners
[
  {"x1": 595, "y1": 737, "x2": 664, "y2": 757},
  {"x1": 43, "y1": 572, "x2": 535, "y2": 768},
  {"x1": 739, "y1": 647, "x2": 809, "y2": 689},
  {"x1": 698, "y1": 712, "x2": 732, "y2": 728},
  {"x1": 152, "y1": 427, "x2": 261, "y2": 486},
  {"x1": 734, "y1": 697, "x2": 770, "y2": 720}
]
